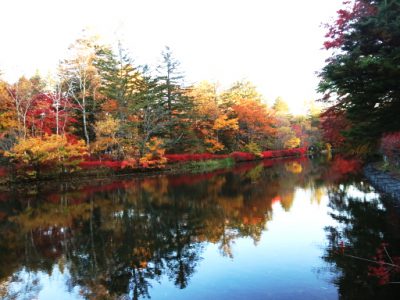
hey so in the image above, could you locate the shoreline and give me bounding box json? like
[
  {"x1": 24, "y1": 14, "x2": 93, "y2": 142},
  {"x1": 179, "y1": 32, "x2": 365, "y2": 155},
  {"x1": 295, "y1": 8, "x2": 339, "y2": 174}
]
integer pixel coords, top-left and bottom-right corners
[
  {"x1": 364, "y1": 163, "x2": 400, "y2": 201},
  {"x1": 0, "y1": 154, "x2": 307, "y2": 187}
]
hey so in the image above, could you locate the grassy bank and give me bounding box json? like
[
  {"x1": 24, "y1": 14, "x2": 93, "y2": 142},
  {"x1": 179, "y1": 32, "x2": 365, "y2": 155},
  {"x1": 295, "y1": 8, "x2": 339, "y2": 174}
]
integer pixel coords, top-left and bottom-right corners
[{"x1": 178, "y1": 157, "x2": 235, "y2": 174}]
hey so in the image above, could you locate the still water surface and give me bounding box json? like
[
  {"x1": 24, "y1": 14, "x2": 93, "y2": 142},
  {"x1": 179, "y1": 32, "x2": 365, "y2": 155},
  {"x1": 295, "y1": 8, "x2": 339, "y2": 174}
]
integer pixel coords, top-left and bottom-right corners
[{"x1": 0, "y1": 157, "x2": 399, "y2": 299}]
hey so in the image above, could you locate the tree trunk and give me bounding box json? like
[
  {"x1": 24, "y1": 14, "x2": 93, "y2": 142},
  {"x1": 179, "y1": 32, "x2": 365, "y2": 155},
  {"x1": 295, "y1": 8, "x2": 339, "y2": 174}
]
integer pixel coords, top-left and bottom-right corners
[
  {"x1": 56, "y1": 103, "x2": 59, "y2": 135},
  {"x1": 82, "y1": 106, "x2": 90, "y2": 145}
]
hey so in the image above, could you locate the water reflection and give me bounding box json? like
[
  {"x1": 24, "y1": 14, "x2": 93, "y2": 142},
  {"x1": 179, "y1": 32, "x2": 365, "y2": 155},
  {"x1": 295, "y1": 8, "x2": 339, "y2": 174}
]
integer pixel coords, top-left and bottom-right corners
[
  {"x1": 0, "y1": 156, "x2": 399, "y2": 299},
  {"x1": 323, "y1": 182, "x2": 400, "y2": 299}
]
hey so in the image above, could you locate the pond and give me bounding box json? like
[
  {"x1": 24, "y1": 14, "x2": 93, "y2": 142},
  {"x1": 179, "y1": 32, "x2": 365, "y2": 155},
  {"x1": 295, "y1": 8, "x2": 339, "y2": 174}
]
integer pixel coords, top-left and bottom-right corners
[{"x1": 0, "y1": 157, "x2": 399, "y2": 299}]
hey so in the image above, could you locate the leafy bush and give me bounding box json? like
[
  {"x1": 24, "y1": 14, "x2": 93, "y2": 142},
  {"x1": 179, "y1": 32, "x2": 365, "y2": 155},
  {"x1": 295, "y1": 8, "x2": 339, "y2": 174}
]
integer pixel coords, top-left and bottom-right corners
[
  {"x1": 243, "y1": 142, "x2": 262, "y2": 157},
  {"x1": 284, "y1": 137, "x2": 301, "y2": 149},
  {"x1": 5, "y1": 134, "x2": 87, "y2": 176},
  {"x1": 205, "y1": 138, "x2": 225, "y2": 153},
  {"x1": 139, "y1": 137, "x2": 167, "y2": 168}
]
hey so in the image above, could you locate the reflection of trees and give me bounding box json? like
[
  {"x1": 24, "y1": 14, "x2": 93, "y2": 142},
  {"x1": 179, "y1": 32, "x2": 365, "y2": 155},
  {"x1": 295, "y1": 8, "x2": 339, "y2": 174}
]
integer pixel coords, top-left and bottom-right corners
[
  {"x1": 0, "y1": 156, "x2": 355, "y2": 299},
  {"x1": 323, "y1": 182, "x2": 400, "y2": 299}
]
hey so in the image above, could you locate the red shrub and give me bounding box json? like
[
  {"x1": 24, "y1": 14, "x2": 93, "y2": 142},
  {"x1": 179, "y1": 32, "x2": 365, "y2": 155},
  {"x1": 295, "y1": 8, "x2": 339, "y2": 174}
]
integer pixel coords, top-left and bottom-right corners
[
  {"x1": 78, "y1": 148, "x2": 307, "y2": 170},
  {"x1": 230, "y1": 152, "x2": 256, "y2": 162},
  {"x1": 166, "y1": 149, "x2": 306, "y2": 164},
  {"x1": 262, "y1": 151, "x2": 273, "y2": 158},
  {"x1": 165, "y1": 153, "x2": 229, "y2": 163},
  {"x1": 262, "y1": 148, "x2": 306, "y2": 159}
]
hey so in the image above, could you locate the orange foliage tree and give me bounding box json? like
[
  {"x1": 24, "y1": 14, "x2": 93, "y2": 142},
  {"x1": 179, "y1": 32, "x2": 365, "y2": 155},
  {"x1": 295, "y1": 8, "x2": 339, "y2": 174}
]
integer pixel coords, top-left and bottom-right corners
[
  {"x1": 233, "y1": 98, "x2": 276, "y2": 148},
  {"x1": 212, "y1": 114, "x2": 239, "y2": 152},
  {"x1": 188, "y1": 81, "x2": 222, "y2": 152}
]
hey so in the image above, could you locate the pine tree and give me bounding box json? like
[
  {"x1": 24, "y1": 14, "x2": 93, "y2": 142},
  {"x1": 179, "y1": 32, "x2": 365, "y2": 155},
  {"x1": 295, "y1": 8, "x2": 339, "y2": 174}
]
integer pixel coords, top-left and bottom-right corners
[
  {"x1": 155, "y1": 47, "x2": 194, "y2": 152},
  {"x1": 130, "y1": 66, "x2": 169, "y2": 156},
  {"x1": 94, "y1": 43, "x2": 141, "y2": 122}
]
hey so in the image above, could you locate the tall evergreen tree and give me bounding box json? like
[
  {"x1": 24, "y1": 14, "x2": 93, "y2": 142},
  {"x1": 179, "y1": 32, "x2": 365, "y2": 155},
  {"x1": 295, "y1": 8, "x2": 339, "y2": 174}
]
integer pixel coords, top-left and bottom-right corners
[
  {"x1": 94, "y1": 43, "x2": 141, "y2": 122},
  {"x1": 156, "y1": 47, "x2": 194, "y2": 152},
  {"x1": 130, "y1": 66, "x2": 169, "y2": 156},
  {"x1": 93, "y1": 43, "x2": 142, "y2": 152},
  {"x1": 319, "y1": 0, "x2": 400, "y2": 150}
]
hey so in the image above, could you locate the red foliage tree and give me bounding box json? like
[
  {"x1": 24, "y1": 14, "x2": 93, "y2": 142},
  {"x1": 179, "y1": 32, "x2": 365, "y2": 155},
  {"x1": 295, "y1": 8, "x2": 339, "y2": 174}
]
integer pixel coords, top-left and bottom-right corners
[
  {"x1": 324, "y1": 0, "x2": 377, "y2": 50},
  {"x1": 26, "y1": 93, "x2": 76, "y2": 136},
  {"x1": 320, "y1": 106, "x2": 351, "y2": 148}
]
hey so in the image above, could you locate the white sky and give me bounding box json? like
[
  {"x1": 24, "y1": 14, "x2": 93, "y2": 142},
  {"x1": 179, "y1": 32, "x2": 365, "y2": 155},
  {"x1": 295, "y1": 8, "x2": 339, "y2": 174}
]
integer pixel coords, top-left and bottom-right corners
[{"x1": 0, "y1": 0, "x2": 341, "y2": 114}]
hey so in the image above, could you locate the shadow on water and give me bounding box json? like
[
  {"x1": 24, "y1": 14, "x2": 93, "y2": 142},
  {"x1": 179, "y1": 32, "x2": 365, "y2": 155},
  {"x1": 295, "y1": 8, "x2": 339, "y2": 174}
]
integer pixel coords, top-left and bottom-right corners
[{"x1": 0, "y1": 156, "x2": 399, "y2": 299}]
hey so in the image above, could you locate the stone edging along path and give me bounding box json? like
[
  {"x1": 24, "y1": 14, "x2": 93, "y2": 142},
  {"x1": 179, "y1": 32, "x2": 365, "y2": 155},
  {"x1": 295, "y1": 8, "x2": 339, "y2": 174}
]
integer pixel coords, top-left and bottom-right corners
[{"x1": 364, "y1": 164, "x2": 400, "y2": 201}]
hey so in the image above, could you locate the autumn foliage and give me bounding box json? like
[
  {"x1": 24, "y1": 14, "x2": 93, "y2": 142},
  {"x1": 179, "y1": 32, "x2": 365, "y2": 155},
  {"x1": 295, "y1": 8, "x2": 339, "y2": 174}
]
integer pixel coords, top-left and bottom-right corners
[
  {"x1": 320, "y1": 0, "x2": 400, "y2": 151},
  {"x1": 5, "y1": 134, "x2": 87, "y2": 176},
  {"x1": 74, "y1": 148, "x2": 307, "y2": 173},
  {"x1": 0, "y1": 35, "x2": 322, "y2": 177},
  {"x1": 323, "y1": 0, "x2": 377, "y2": 50},
  {"x1": 232, "y1": 98, "x2": 276, "y2": 144},
  {"x1": 139, "y1": 137, "x2": 167, "y2": 168},
  {"x1": 320, "y1": 107, "x2": 350, "y2": 148}
]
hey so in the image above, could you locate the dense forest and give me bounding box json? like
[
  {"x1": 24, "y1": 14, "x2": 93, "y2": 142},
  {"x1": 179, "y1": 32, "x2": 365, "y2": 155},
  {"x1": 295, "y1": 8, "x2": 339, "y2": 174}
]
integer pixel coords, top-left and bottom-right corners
[{"x1": 0, "y1": 35, "x2": 321, "y2": 175}]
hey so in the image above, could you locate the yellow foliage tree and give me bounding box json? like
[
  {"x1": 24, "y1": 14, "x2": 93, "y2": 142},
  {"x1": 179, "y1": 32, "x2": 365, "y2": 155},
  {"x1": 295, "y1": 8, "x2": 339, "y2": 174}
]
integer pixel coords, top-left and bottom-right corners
[
  {"x1": 204, "y1": 138, "x2": 225, "y2": 153},
  {"x1": 187, "y1": 81, "x2": 222, "y2": 152},
  {"x1": 5, "y1": 134, "x2": 87, "y2": 176},
  {"x1": 284, "y1": 137, "x2": 301, "y2": 149},
  {"x1": 0, "y1": 81, "x2": 18, "y2": 137},
  {"x1": 220, "y1": 81, "x2": 263, "y2": 107},
  {"x1": 213, "y1": 114, "x2": 239, "y2": 131},
  {"x1": 93, "y1": 115, "x2": 120, "y2": 158},
  {"x1": 243, "y1": 141, "x2": 262, "y2": 157},
  {"x1": 139, "y1": 137, "x2": 167, "y2": 168},
  {"x1": 188, "y1": 81, "x2": 219, "y2": 119}
]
